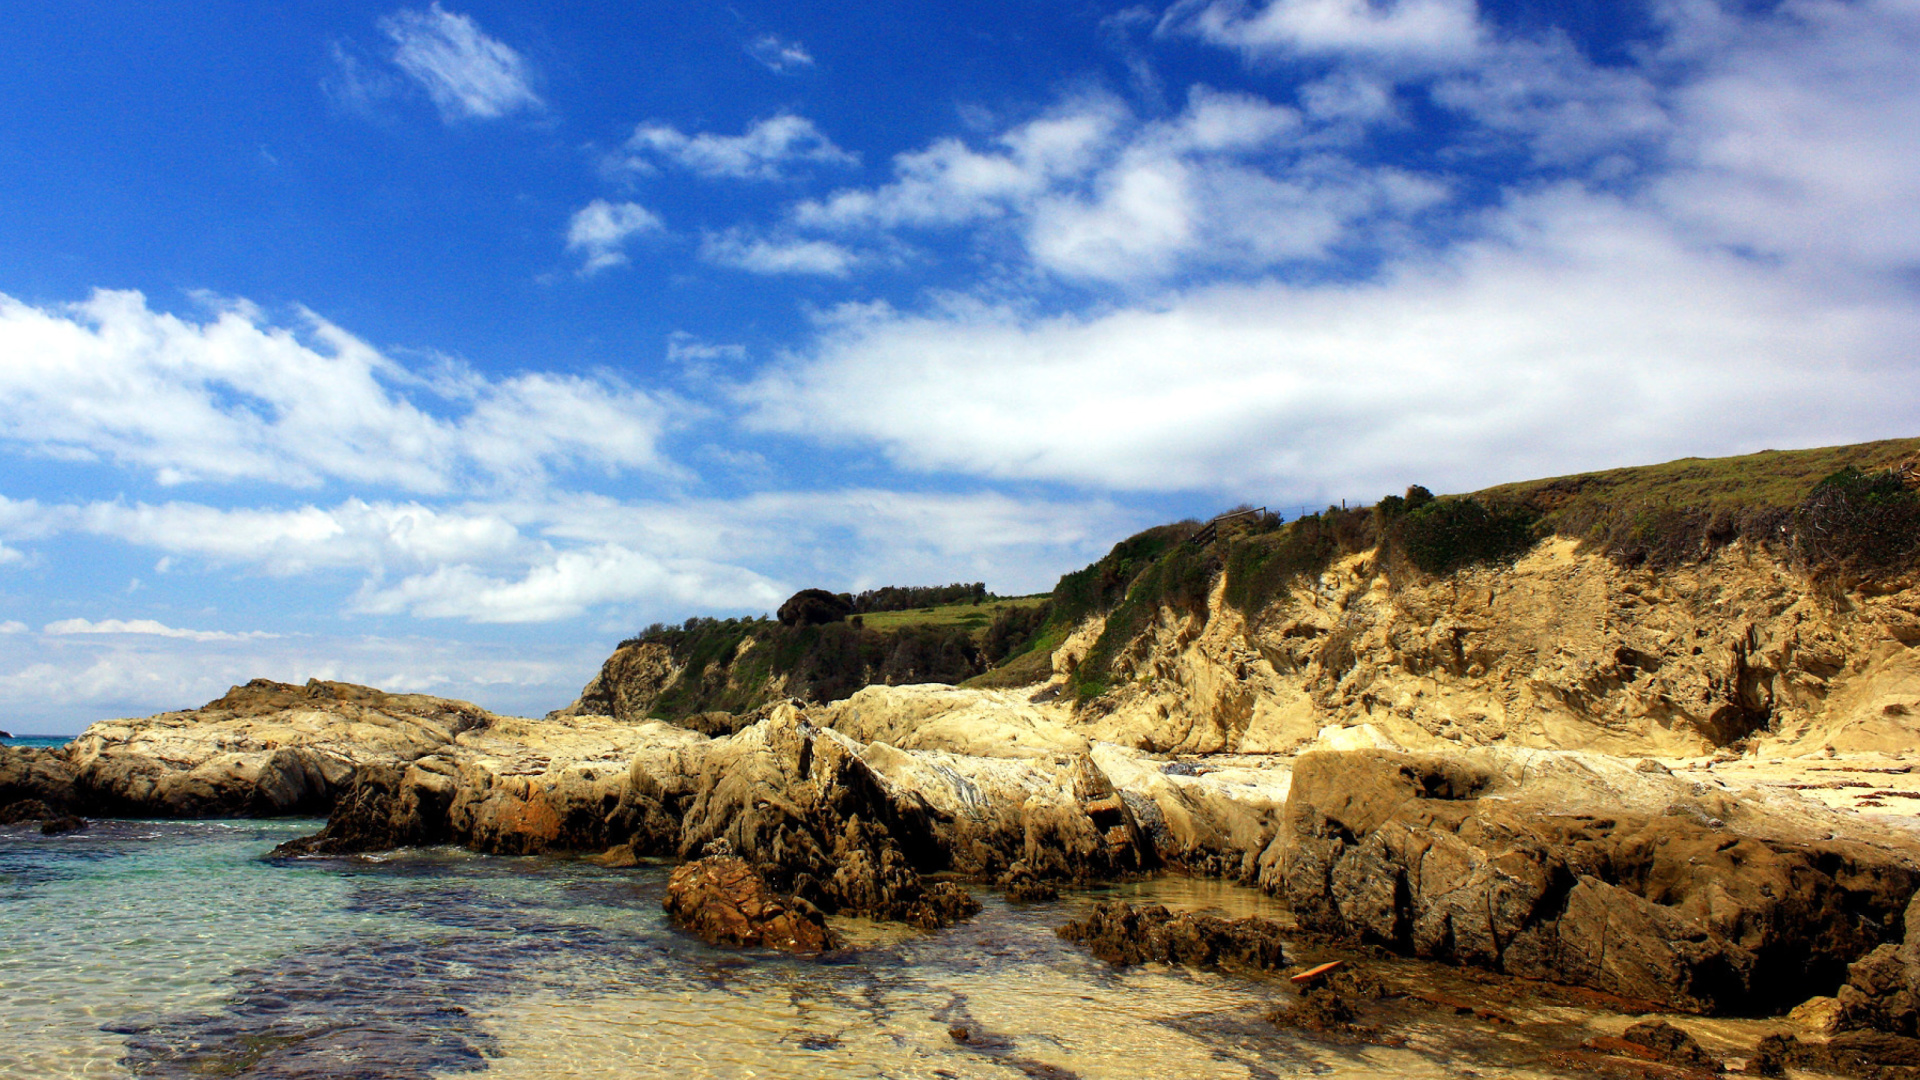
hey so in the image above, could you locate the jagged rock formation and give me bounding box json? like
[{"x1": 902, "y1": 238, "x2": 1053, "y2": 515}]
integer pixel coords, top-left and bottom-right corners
[
  {"x1": 1062, "y1": 540, "x2": 1920, "y2": 759},
  {"x1": 1265, "y1": 749, "x2": 1918, "y2": 1013}
]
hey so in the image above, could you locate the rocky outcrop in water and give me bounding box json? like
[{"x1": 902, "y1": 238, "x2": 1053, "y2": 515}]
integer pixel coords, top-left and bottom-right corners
[
  {"x1": 58, "y1": 679, "x2": 494, "y2": 818},
  {"x1": 663, "y1": 851, "x2": 838, "y2": 952},
  {"x1": 1267, "y1": 749, "x2": 1918, "y2": 1013},
  {"x1": 1057, "y1": 900, "x2": 1287, "y2": 972}
]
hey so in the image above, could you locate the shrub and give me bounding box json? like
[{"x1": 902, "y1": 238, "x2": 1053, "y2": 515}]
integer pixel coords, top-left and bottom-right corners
[
  {"x1": 1391, "y1": 496, "x2": 1539, "y2": 574},
  {"x1": 1795, "y1": 466, "x2": 1920, "y2": 574}
]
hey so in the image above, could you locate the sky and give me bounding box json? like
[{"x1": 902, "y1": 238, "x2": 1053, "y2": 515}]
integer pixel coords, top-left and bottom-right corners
[{"x1": 1, "y1": 0, "x2": 1917, "y2": 731}]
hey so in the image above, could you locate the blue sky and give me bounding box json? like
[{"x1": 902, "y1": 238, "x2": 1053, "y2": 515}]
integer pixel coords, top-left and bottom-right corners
[{"x1": 2, "y1": 0, "x2": 1917, "y2": 731}]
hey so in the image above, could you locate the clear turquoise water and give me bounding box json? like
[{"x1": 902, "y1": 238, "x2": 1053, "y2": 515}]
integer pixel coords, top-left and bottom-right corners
[{"x1": 1, "y1": 819, "x2": 1611, "y2": 1078}]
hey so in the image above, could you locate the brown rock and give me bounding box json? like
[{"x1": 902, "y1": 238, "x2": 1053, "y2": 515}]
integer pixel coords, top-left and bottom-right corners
[
  {"x1": 663, "y1": 854, "x2": 837, "y2": 952},
  {"x1": 1057, "y1": 900, "x2": 1287, "y2": 972}
]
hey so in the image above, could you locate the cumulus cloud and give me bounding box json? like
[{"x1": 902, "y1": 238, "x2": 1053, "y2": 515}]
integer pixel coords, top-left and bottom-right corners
[
  {"x1": 379, "y1": 3, "x2": 542, "y2": 121},
  {"x1": 744, "y1": 186, "x2": 1920, "y2": 497},
  {"x1": 0, "y1": 621, "x2": 26, "y2": 634},
  {"x1": 1168, "y1": 0, "x2": 1486, "y2": 64},
  {"x1": 566, "y1": 199, "x2": 664, "y2": 274},
  {"x1": 700, "y1": 230, "x2": 860, "y2": 277},
  {"x1": 789, "y1": 87, "x2": 1447, "y2": 284},
  {"x1": 625, "y1": 115, "x2": 856, "y2": 181},
  {"x1": 0, "y1": 290, "x2": 676, "y2": 492},
  {"x1": 42, "y1": 618, "x2": 277, "y2": 643},
  {"x1": 352, "y1": 544, "x2": 786, "y2": 623},
  {"x1": 746, "y1": 34, "x2": 815, "y2": 73}
]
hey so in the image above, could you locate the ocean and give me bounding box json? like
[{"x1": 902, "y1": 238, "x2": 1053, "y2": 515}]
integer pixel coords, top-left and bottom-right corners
[
  {"x1": 2, "y1": 735, "x2": 71, "y2": 749},
  {"x1": 0, "y1": 817, "x2": 1670, "y2": 1078}
]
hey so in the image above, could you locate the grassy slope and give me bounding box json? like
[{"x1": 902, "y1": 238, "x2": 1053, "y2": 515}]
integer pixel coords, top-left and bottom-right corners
[
  {"x1": 1478, "y1": 437, "x2": 1920, "y2": 521},
  {"x1": 856, "y1": 595, "x2": 1049, "y2": 632}
]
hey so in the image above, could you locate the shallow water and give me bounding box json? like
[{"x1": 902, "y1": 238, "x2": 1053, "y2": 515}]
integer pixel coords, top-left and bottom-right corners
[{"x1": 0, "y1": 820, "x2": 1756, "y2": 1078}]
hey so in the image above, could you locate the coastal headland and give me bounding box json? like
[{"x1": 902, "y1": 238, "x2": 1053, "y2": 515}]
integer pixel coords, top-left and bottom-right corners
[{"x1": 6, "y1": 437, "x2": 1920, "y2": 1075}]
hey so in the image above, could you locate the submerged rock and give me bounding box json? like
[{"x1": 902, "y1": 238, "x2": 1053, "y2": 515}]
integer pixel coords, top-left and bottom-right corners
[
  {"x1": 663, "y1": 853, "x2": 837, "y2": 953},
  {"x1": 1056, "y1": 900, "x2": 1287, "y2": 973}
]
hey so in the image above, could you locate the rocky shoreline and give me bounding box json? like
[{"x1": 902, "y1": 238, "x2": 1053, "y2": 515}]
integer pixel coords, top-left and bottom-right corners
[{"x1": 6, "y1": 525, "x2": 1920, "y2": 1074}]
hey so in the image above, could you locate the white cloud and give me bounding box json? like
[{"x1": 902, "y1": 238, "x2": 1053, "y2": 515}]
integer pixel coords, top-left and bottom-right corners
[
  {"x1": 795, "y1": 98, "x2": 1125, "y2": 231},
  {"x1": 1653, "y1": 0, "x2": 1920, "y2": 274},
  {"x1": 352, "y1": 544, "x2": 785, "y2": 623},
  {"x1": 700, "y1": 230, "x2": 860, "y2": 277},
  {"x1": 744, "y1": 185, "x2": 1920, "y2": 496},
  {"x1": 68, "y1": 499, "x2": 527, "y2": 576},
  {"x1": 1170, "y1": 0, "x2": 1485, "y2": 63},
  {"x1": 42, "y1": 618, "x2": 277, "y2": 643},
  {"x1": 791, "y1": 87, "x2": 1442, "y2": 284},
  {"x1": 0, "y1": 621, "x2": 25, "y2": 634},
  {"x1": 565, "y1": 199, "x2": 664, "y2": 274},
  {"x1": 626, "y1": 115, "x2": 856, "y2": 181},
  {"x1": 746, "y1": 34, "x2": 815, "y2": 73},
  {"x1": 380, "y1": 3, "x2": 542, "y2": 121},
  {"x1": 0, "y1": 290, "x2": 676, "y2": 492}
]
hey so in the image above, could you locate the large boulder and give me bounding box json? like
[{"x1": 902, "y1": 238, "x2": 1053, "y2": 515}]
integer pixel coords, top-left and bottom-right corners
[
  {"x1": 1268, "y1": 750, "x2": 1917, "y2": 1013},
  {"x1": 676, "y1": 710, "x2": 979, "y2": 927},
  {"x1": 63, "y1": 679, "x2": 491, "y2": 817},
  {"x1": 0, "y1": 744, "x2": 78, "y2": 817},
  {"x1": 663, "y1": 852, "x2": 837, "y2": 952}
]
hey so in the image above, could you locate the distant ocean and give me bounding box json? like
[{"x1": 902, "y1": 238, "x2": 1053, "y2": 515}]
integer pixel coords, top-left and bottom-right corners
[{"x1": 1, "y1": 734, "x2": 69, "y2": 748}]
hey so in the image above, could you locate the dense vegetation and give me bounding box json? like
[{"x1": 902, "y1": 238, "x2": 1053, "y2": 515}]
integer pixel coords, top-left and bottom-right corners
[{"x1": 618, "y1": 589, "x2": 1050, "y2": 719}]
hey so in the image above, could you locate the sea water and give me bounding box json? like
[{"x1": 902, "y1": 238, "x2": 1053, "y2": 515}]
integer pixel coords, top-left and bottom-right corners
[
  {"x1": 1, "y1": 820, "x2": 1644, "y2": 1079},
  {"x1": 2, "y1": 735, "x2": 71, "y2": 749}
]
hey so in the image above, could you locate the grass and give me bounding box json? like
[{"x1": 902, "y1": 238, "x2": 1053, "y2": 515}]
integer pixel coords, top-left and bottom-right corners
[
  {"x1": 854, "y1": 595, "x2": 1050, "y2": 632},
  {"x1": 1478, "y1": 438, "x2": 1920, "y2": 522}
]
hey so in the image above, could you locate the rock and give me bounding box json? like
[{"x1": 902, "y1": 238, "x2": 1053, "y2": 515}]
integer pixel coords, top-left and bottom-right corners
[
  {"x1": 39, "y1": 814, "x2": 87, "y2": 836},
  {"x1": 998, "y1": 861, "x2": 1059, "y2": 902},
  {"x1": 1057, "y1": 900, "x2": 1287, "y2": 973},
  {"x1": 61, "y1": 679, "x2": 491, "y2": 818},
  {"x1": 662, "y1": 854, "x2": 837, "y2": 952},
  {"x1": 1839, "y1": 893, "x2": 1920, "y2": 1035},
  {"x1": 275, "y1": 715, "x2": 703, "y2": 858},
  {"x1": 1616, "y1": 1019, "x2": 1722, "y2": 1072},
  {"x1": 1792, "y1": 995, "x2": 1846, "y2": 1034},
  {"x1": 548, "y1": 641, "x2": 683, "y2": 723},
  {"x1": 777, "y1": 589, "x2": 854, "y2": 628},
  {"x1": 1752, "y1": 1031, "x2": 1920, "y2": 1078},
  {"x1": 0, "y1": 798, "x2": 60, "y2": 825},
  {"x1": 1269, "y1": 749, "x2": 1917, "y2": 1013},
  {"x1": 675, "y1": 713, "x2": 979, "y2": 928},
  {"x1": 0, "y1": 745, "x2": 77, "y2": 814}
]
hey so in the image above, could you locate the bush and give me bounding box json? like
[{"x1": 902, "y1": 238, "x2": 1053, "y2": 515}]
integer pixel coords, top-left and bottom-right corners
[
  {"x1": 1795, "y1": 466, "x2": 1920, "y2": 574},
  {"x1": 1390, "y1": 496, "x2": 1539, "y2": 574}
]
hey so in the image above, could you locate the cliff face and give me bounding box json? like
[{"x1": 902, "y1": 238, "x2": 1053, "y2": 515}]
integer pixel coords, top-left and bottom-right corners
[{"x1": 1058, "y1": 539, "x2": 1920, "y2": 759}]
